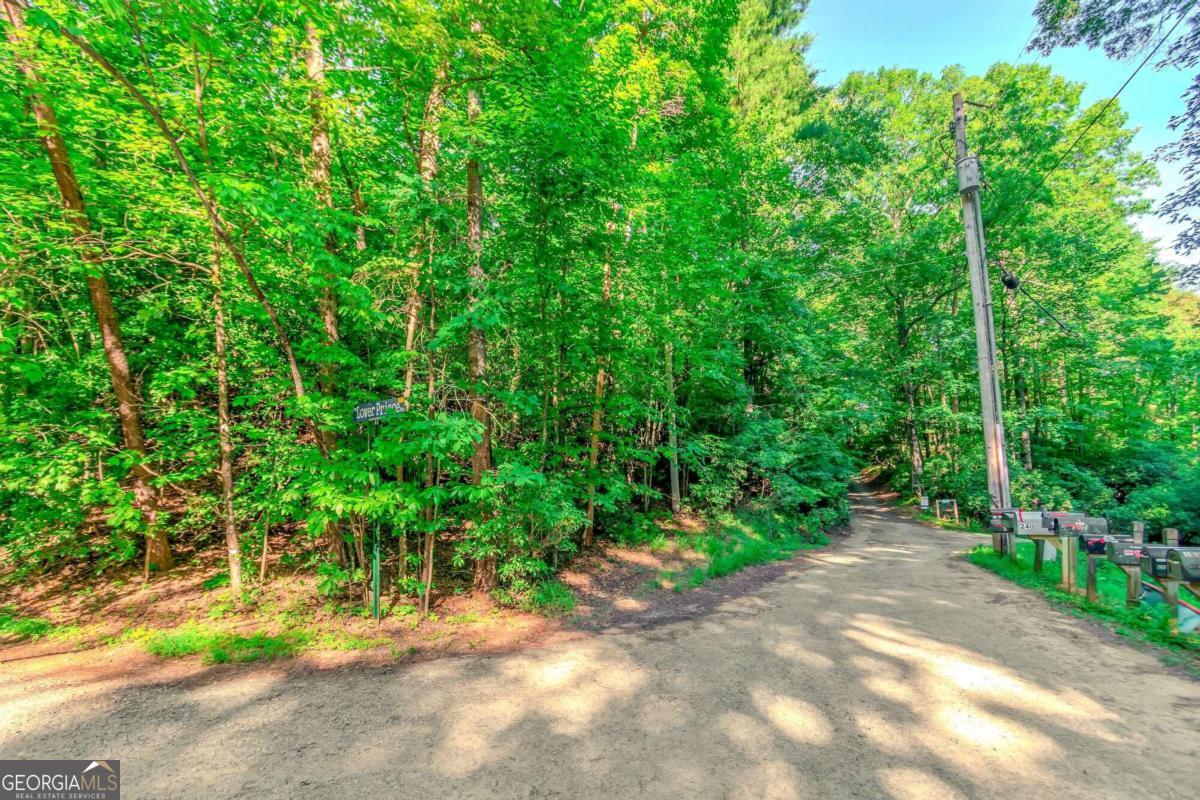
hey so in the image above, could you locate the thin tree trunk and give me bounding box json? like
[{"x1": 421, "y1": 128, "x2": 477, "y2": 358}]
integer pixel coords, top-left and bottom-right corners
[
  {"x1": 906, "y1": 380, "x2": 923, "y2": 496},
  {"x1": 666, "y1": 341, "x2": 681, "y2": 513},
  {"x1": 305, "y1": 21, "x2": 340, "y2": 402},
  {"x1": 259, "y1": 512, "x2": 271, "y2": 583},
  {"x1": 465, "y1": 45, "x2": 492, "y2": 485},
  {"x1": 422, "y1": 308, "x2": 439, "y2": 616},
  {"x1": 466, "y1": 21, "x2": 495, "y2": 590},
  {"x1": 213, "y1": 255, "x2": 241, "y2": 591},
  {"x1": 193, "y1": 45, "x2": 240, "y2": 593},
  {"x1": 49, "y1": 14, "x2": 324, "y2": 455},
  {"x1": 404, "y1": 64, "x2": 446, "y2": 402},
  {"x1": 422, "y1": 477, "x2": 436, "y2": 618},
  {"x1": 1016, "y1": 359, "x2": 1034, "y2": 470},
  {"x1": 5, "y1": 0, "x2": 172, "y2": 570},
  {"x1": 584, "y1": 252, "x2": 613, "y2": 548}
]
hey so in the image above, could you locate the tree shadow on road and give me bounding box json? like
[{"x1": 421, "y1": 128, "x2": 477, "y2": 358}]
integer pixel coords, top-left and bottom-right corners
[{"x1": 2, "y1": 491, "x2": 1197, "y2": 799}]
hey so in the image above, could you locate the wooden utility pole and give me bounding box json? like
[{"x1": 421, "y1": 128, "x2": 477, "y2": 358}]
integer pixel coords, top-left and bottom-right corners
[{"x1": 953, "y1": 93, "x2": 1013, "y2": 552}]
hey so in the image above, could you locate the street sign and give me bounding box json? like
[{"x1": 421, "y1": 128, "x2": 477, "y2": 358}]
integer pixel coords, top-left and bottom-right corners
[
  {"x1": 353, "y1": 397, "x2": 407, "y2": 424},
  {"x1": 352, "y1": 395, "x2": 408, "y2": 623}
]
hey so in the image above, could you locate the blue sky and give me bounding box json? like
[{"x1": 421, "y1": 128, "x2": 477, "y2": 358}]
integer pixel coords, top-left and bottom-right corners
[{"x1": 803, "y1": 0, "x2": 1194, "y2": 265}]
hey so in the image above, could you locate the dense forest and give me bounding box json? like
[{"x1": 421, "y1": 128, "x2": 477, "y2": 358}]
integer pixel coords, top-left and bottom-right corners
[{"x1": 1, "y1": 0, "x2": 1196, "y2": 609}]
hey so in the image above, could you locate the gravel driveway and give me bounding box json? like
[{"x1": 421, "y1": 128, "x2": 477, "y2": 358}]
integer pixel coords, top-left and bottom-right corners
[{"x1": 2, "y1": 490, "x2": 1197, "y2": 799}]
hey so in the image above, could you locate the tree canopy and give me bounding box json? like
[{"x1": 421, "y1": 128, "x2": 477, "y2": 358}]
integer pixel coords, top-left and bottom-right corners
[{"x1": 1, "y1": 0, "x2": 1195, "y2": 608}]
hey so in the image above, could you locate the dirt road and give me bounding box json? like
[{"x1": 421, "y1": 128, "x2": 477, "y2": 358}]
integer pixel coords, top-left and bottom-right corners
[{"x1": 2, "y1": 490, "x2": 1197, "y2": 799}]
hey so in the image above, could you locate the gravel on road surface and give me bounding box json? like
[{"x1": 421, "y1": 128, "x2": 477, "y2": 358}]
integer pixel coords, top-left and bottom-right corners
[{"x1": 2, "y1": 490, "x2": 1197, "y2": 799}]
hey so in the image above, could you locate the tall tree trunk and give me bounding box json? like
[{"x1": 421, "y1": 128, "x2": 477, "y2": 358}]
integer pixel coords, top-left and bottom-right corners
[
  {"x1": 305, "y1": 21, "x2": 340, "y2": 400},
  {"x1": 466, "y1": 21, "x2": 495, "y2": 591},
  {"x1": 193, "y1": 46, "x2": 240, "y2": 592},
  {"x1": 212, "y1": 246, "x2": 241, "y2": 591},
  {"x1": 421, "y1": 301, "x2": 440, "y2": 615},
  {"x1": 1016, "y1": 358, "x2": 1034, "y2": 470},
  {"x1": 404, "y1": 63, "x2": 446, "y2": 403},
  {"x1": 906, "y1": 379, "x2": 923, "y2": 497},
  {"x1": 666, "y1": 341, "x2": 681, "y2": 513},
  {"x1": 895, "y1": 304, "x2": 922, "y2": 498},
  {"x1": 584, "y1": 252, "x2": 613, "y2": 547},
  {"x1": 303, "y1": 21, "x2": 344, "y2": 561},
  {"x1": 465, "y1": 60, "x2": 492, "y2": 484},
  {"x1": 5, "y1": 0, "x2": 172, "y2": 570}
]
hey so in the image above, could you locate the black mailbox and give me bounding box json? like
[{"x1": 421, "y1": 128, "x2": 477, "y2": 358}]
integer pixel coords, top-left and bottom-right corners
[
  {"x1": 1106, "y1": 540, "x2": 1144, "y2": 567},
  {"x1": 1081, "y1": 534, "x2": 1126, "y2": 555},
  {"x1": 1140, "y1": 546, "x2": 1173, "y2": 579},
  {"x1": 1166, "y1": 548, "x2": 1200, "y2": 582}
]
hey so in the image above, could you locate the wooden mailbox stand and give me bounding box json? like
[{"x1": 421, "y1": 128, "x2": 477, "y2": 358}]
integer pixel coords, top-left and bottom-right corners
[{"x1": 1027, "y1": 532, "x2": 1079, "y2": 595}]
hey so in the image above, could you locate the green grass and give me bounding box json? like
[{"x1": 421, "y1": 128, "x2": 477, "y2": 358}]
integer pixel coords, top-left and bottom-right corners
[
  {"x1": 128, "y1": 621, "x2": 389, "y2": 664},
  {"x1": 966, "y1": 542, "x2": 1200, "y2": 657},
  {"x1": 522, "y1": 580, "x2": 577, "y2": 617},
  {"x1": 0, "y1": 607, "x2": 79, "y2": 642},
  {"x1": 665, "y1": 506, "x2": 831, "y2": 590},
  {"x1": 201, "y1": 572, "x2": 231, "y2": 591}
]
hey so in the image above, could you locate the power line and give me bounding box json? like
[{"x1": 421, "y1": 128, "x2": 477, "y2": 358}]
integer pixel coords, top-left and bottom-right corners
[
  {"x1": 881, "y1": 251, "x2": 962, "y2": 272},
  {"x1": 814, "y1": 251, "x2": 962, "y2": 280},
  {"x1": 992, "y1": 7, "x2": 1191, "y2": 229},
  {"x1": 1016, "y1": 282, "x2": 1080, "y2": 338},
  {"x1": 1011, "y1": 20, "x2": 1040, "y2": 68}
]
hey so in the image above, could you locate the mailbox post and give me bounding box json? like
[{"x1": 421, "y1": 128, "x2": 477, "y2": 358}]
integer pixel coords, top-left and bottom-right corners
[
  {"x1": 1157, "y1": 528, "x2": 1185, "y2": 631},
  {"x1": 1072, "y1": 517, "x2": 1113, "y2": 603},
  {"x1": 1085, "y1": 545, "x2": 1099, "y2": 603},
  {"x1": 1004, "y1": 510, "x2": 1058, "y2": 576},
  {"x1": 990, "y1": 508, "x2": 1023, "y2": 561},
  {"x1": 1106, "y1": 521, "x2": 1145, "y2": 609},
  {"x1": 1026, "y1": 513, "x2": 1102, "y2": 596}
]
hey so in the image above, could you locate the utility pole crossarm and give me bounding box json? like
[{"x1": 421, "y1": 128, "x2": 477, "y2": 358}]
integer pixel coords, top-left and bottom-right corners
[{"x1": 952, "y1": 92, "x2": 1013, "y2": 552}]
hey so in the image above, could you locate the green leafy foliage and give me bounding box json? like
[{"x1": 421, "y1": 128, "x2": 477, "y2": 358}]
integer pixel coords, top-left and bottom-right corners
[
  {"x1": 0, "y1": 0, "x2": 1191, "y2": 619},
  {"x1": 521, "y1": 580, "x2": 577, "y2": 617},
  {"x1": 664, "y1": 505, "x2": 834, "y2": 590},
  {"x1": 797, "y1": 63, "x2": 1198, "y2": 536}
]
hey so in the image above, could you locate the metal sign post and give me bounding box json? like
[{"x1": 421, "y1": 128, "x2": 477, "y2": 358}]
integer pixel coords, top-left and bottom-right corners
[{"x1": 353, "y1": 397, "x2": 407, "y2": 622}]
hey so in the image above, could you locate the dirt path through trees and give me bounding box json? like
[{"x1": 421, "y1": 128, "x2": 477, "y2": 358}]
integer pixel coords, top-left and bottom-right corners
[{"x1": 2, "y1": 490, "x2": 1197, "y2": 799}]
